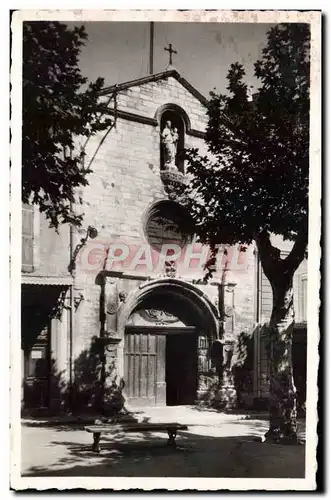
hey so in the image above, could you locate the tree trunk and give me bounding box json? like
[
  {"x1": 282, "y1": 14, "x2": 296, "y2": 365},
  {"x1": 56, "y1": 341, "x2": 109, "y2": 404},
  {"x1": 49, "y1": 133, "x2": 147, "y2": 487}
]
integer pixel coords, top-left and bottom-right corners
[
  {"x1": 265, "y1": 275, "x2": 298, "y2": 443},
  {"x1": 254, "y1": 231, "x2": 307, "y2": 444}
]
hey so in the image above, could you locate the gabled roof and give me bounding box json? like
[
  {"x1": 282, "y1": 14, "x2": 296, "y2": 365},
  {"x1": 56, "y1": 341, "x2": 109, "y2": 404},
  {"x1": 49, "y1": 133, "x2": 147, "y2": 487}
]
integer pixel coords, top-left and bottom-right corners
[{"x1": 99, "y1": 69, "x2": 208, "y2": 107}]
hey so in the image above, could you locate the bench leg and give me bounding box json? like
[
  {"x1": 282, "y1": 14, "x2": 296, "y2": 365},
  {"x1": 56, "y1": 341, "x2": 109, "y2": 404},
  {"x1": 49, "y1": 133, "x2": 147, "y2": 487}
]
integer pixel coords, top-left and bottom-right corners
[
  {"x1": 92, "y1": 432, "x2": 101, "y2": 453},
  {"x1": 167, "y1": 430, "x2": 177, "y2": 448}
]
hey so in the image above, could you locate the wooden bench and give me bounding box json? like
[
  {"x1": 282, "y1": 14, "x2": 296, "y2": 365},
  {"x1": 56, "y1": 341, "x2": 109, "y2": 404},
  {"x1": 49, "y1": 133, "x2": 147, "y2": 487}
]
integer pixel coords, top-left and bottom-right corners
[{"x1": 85, "y1": 422, "x2": 188, "y2": 453}]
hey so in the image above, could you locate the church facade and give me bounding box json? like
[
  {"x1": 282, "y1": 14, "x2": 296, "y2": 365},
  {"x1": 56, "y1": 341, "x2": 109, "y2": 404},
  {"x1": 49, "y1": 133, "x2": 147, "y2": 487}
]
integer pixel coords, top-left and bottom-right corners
[{"x1": 21, "y1": 69, "x2": 307, "y2": 414}]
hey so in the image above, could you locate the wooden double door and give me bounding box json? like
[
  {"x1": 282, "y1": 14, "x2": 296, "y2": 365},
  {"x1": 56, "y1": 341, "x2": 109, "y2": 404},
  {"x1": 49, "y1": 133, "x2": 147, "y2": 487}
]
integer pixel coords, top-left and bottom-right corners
[{"x1": 124, "y1": 329, "x2": 198, "y2": 407}]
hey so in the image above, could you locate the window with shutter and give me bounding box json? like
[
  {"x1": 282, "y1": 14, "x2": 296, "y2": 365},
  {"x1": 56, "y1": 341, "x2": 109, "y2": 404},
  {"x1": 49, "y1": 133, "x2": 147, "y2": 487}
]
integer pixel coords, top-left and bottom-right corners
[
  {"x1": 299, "y1": 275, "x2": 307, "y2": 323},
  {"x1": 22, "y1": 203, "x2": 34, "y2": 272},
  {"x1": 260, "y1": 268, "x2": 273, "y2": 322}
]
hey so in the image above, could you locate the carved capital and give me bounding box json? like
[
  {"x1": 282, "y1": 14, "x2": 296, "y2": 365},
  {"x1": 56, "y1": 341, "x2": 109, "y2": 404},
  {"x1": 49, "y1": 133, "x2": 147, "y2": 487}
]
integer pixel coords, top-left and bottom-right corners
[{"x1": 160, "y1": 170, "x2": 186, "y2": 199}]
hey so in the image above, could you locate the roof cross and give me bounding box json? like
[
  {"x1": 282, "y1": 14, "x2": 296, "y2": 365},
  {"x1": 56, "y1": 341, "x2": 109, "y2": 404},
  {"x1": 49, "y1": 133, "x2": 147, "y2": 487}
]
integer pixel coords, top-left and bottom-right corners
[{"x1": 164, "y1": 43, "x2": 177, "y2": 67}]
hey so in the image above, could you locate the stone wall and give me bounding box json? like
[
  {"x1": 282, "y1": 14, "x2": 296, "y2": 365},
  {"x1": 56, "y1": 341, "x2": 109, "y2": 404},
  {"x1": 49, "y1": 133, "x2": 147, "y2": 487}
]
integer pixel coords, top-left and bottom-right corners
[{"x1": 22, "y1": 73, "x2": 258, "y2": 412}]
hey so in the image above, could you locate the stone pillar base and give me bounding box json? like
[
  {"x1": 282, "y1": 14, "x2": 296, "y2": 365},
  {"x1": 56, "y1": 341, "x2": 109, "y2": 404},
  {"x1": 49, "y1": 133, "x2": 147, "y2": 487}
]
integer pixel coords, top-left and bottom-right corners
[
  {"x1": 101, "y1": 338, "x2": 125, "y2": 416},
  {"x1": 213, "y1": 383, "x2": 237, "y2": 410}
]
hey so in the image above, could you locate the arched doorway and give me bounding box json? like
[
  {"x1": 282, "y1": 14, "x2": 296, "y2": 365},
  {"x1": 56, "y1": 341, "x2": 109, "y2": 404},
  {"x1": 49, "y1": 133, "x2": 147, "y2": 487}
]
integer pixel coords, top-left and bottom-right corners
[{"x1": 120, "y1": 279, "x2": 219, "y2": 407}]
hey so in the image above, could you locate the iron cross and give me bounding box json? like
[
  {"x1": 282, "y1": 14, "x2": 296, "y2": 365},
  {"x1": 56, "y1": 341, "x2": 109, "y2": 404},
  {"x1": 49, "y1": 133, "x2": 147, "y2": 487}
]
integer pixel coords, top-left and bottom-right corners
[{"x1": 164, "y1": 43, "x2": 177, "y2": 66}]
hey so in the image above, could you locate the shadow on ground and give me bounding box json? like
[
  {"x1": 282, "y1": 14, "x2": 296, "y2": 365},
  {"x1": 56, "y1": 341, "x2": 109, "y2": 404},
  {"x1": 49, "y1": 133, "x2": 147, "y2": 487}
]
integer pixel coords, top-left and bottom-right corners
[{"x1": 23, "y1": 424, "x2": 305, "y2": 478}]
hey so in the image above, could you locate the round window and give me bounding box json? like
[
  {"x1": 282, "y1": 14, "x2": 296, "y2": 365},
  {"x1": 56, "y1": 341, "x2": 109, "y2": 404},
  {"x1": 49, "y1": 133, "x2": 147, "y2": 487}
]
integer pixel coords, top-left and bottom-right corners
[{"x1": 144, "y1": 201, "x2": 194, "y2": 252}]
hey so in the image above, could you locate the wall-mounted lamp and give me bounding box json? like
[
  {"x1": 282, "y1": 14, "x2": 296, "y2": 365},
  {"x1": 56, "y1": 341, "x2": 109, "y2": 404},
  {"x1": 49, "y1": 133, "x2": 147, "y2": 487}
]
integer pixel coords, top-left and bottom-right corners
[
  {"x1": 87, "y1": 226, "x2": 98, "y2": 240},
  {"x1": 68, "y1": 225, "x2": 98, "y2": 274}
]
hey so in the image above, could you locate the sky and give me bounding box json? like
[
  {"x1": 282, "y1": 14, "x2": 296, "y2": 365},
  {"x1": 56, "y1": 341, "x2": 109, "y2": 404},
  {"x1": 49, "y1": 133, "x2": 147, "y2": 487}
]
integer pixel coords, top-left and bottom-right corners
[{"x1": 68, "y1": 22, "x2": 274, "y2": 97}]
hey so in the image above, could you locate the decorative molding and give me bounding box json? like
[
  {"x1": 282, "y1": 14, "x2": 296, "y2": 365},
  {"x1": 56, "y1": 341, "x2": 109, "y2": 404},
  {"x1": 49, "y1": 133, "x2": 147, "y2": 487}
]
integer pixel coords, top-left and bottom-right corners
[
  {"x1": 139, "y1": 309, "x2": 179, "y2": 324},
  {"x1": 99, "y1": 69, "x2": 208, "y2": 107},
  {"x1": 105, "y1": 277, "x2": 118, "y2": 315},
  {"x1": 118, "y1": 277, "x2": 220, "y2": 340},
  {"x1": 160, "y1": 169, "x2": 185, "y2": 185},
  {"x1": 175, "y1": 72, "x2": 208, "y2": 107},
  {"x1": 125, "y1": 324, "x2": 197, "y2": 335},
  {"x1": 100, "y1": 107, "x2": 158, "y2": 127},
  {"x1": 100, "y1": 107, "x2": 206, "y2": 139},
  {"x1": 163, "y1": 260, "x2": 177, "y2": 279},
  {"x1": 96, "y1": 336, "x2": 122, "y2": 354},
  {"x1": 188, "y1": 129, "x2": 206, "y2": 139},
  {"x1": 106, "y1": 300, "x2": 118, "y2": 315},
  {"x1": 160, "y1": 170, "x2": 187, "y2": 200},
  {"x1": 98, "y1": 269, "x2": 149, "y2": 282}
]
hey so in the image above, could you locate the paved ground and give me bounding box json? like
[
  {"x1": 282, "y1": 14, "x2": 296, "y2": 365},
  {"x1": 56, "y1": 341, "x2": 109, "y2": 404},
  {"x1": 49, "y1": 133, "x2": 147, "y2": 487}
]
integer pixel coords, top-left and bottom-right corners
[{"x1": 21, "y1": 406, "x2": 306, "y2": 478}]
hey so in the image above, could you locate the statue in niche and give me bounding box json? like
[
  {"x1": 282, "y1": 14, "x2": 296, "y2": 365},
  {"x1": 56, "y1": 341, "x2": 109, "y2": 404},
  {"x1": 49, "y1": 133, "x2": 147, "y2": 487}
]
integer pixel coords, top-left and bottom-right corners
[{"x1": 161, "y1": 120, "x2": 179, "y2": 170}]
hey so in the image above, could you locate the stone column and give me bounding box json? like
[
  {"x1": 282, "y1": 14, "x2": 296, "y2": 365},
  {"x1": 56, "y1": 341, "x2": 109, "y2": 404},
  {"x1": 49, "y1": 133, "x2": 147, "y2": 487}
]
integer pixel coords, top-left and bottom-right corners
[
  {"x1": 99, "y1": 276, "x2": 126, "y2": 415},
  {"x1": 102, "y1": 276, "x2": 122, "y2": 385},
  {"x1": 214, "y1": 274, "x2": 238, "y2": 410},
  {"x1": 197, "y1": 335, "x2": 218, "y2": 402},
  {"x1": 104, "y1": 277, "x2": 118, "y2": 335},
  {"x1": 101, "y1": 337, "x2": 124, "y2": 416},
  {"x1": 218, "y1": 340, "x2": 237, "y2": 409}
]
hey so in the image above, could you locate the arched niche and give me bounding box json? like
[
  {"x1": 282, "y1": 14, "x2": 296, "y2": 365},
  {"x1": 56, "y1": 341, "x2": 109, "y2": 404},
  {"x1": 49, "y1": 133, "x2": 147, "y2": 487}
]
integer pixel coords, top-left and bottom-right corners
[{"x1": 155, "y1": 104, "x2": 190, "y2": 174}]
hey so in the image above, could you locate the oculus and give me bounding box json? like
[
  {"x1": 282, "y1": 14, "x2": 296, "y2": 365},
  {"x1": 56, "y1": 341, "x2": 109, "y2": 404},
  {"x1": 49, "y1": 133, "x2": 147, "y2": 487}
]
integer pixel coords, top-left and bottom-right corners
[{"x1": 144, "y1": 200, "x2": 194, "y2": 253}]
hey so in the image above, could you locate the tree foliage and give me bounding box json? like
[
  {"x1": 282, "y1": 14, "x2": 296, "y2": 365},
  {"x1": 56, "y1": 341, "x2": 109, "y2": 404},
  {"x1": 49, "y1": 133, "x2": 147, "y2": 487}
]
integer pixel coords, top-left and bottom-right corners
[
  {"x1": 183, "y1": 23, "x2": 310, "y2": 250},
  {"x1": 22, "y1": 21, "x2": 113, "y2": 229},
  {"x1": 181, "y1": 24, "x2": 310, "y2": 441}
]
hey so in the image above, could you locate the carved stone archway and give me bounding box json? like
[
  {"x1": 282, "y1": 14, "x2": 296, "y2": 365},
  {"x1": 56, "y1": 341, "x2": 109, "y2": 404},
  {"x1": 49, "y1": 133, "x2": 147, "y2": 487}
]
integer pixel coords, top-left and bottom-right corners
[{"x1": 117, "y1": 277, "x2": 219, "y2": 339}]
